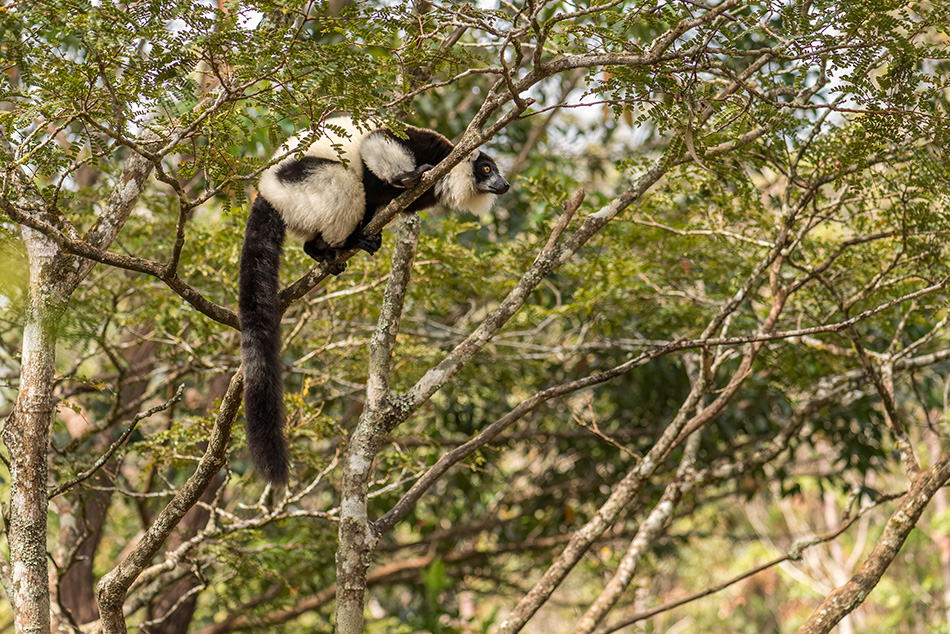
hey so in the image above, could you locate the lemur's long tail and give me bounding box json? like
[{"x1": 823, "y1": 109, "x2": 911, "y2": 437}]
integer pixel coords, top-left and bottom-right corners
[{"x1": 239, "y1": 196, "x2": 290, "y2": 485}]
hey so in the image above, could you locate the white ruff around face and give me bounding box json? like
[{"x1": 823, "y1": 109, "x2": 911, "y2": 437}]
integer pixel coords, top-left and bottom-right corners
[{"x1": 435, "y1": 151, "x2": 497, "y2": 215}]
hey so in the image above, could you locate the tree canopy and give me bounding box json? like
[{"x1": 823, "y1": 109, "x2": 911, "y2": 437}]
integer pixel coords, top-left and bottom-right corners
[{"x1": 1, "y1": 1, "x2": 950, "y2": 633}]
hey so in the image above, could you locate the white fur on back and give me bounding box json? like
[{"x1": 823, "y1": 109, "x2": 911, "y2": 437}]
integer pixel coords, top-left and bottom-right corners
[
  {"x1": 302, "y1": 118, "x2": 375, "y2": 174},
  {"x1": 360, "y1": 131, "x2": 416, "y2": 182},
  {"x1": 258, "y1": 118, "x2": 377, "y2": 246},
  {"x1": 258, "y1": 163, "x2": 365, "y2": 245},
  {"x1": 435, "y1": 150, "x2": 497, "y2": 215}
]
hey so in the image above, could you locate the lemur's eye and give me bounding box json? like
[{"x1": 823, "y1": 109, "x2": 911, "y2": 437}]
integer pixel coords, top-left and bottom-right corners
[{"x1": 482, "y1": 165, "x2": 491, "y2": 174}]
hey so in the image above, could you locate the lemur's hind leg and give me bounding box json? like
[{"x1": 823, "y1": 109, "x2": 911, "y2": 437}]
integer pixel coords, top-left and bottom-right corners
[{"x1": 303, "y1": 235, "x2": 347, "y2": 276}]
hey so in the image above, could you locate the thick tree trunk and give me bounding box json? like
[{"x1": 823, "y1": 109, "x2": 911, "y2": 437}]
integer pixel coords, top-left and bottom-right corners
[
  {"x1": 4, "y1": 227, "x2": 64, "y2": 634},
  {"x1": 1, "y1": 128, "x2": 154, "y2": 631},
  {"x1": 335, "y1": 216, "x2": 420, "y2": 634}
]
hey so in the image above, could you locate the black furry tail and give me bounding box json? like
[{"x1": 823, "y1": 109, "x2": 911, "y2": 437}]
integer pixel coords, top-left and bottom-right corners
[{"x1": 239, "y1": 196, "x2": 290, "y2": 485}]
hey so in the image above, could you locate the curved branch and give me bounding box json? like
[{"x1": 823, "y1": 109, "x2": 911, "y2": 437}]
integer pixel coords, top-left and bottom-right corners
[
  {"x1": 1, "y1": 203, "x2": 240, "y2": 329},
  {"x1": 48, "y1": 385, "x2": 185, "y2": 500},
  {"x1": 797, "y1": 451, "x2": 950, "y2": 634},
  {"x1": 95, "y1": 372, "x2": 243, "y2": 634}
]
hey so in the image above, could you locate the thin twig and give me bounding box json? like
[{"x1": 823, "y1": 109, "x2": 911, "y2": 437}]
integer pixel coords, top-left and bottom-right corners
[
  {"x1": 48, "y1": 385, "x2": 185, "y2": 499},
  {"x1": 595, "y1": 493, "x2": 903, "y2": 634}
]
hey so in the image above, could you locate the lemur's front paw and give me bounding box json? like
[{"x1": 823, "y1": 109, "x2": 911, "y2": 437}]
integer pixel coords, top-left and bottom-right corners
[
  {"x1": 325, "y1": 260, "x2": 347, "y2": 276},
  {"x1": 394, "y1": 164, "x2": 435, "y2": 188},
  {"x1": 357, "y1": 232, "x2": 383, "y2": 255}
]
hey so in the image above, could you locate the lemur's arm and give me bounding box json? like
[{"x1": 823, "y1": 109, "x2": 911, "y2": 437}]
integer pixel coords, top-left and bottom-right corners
[{"x1": 392, "y1": 163, "x2": 434, "y2": 188}]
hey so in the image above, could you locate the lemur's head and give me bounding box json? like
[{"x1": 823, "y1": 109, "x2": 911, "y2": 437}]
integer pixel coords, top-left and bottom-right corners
[
  {"x1": 472, "y1": 152, "x2": 510, "y2": 195},
  {"x1": 438, "y1": 150, "x2": 510, "y2": 215}
]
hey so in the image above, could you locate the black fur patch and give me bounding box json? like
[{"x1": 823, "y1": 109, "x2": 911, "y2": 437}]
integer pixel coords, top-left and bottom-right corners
[
  {"x1": 361, "y1": 163, "x2": 408, "y2": 216},
  {"x1": 276, "y1": 156, "x2": 338, "y2": 184},
  {"x1": 396, "y1": 126, "x2": 455, "y2": 168},
  {"x1": 473, "y1": 152, "x2": 497, "y2": 184}
]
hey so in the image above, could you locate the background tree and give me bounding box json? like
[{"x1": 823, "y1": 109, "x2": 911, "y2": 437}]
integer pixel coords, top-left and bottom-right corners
[{"x1": 1, "y1": 1, "x2": 950, "y2": 633}]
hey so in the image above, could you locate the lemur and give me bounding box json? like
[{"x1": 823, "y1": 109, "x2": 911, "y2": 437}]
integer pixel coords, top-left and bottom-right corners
[{"x1": 238, "y1": 116, "x2": 510, "y2": 484}]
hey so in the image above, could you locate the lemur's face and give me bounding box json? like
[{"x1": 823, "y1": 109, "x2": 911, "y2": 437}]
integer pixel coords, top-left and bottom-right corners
[{"x1": 473, "y1": 152, "x2": 510, "y2": 194}]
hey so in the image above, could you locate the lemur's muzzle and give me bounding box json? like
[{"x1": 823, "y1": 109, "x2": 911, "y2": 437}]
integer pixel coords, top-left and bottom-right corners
[{"x1": 483, "y1": 176, "x2": 510, "y2": 194}]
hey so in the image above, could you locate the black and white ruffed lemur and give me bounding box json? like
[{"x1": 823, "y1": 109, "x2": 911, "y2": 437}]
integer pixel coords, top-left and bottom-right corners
[{"x1": 238, "y1": 117, "x2": 510, "y2": 485}]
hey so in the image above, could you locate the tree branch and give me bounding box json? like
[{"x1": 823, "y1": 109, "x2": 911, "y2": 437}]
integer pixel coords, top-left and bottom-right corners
[
  {"x1": 335, "y1": 216, "x2": 421, "y2": 634},
  {"x1": 48, "y1": 385, "x2": 185, "y2": 500},
  {"x1": 95, "y1": 372, "x2": 242, "y2": 634},
  {"x1": 797, "y1": 450, "x2": 950, "y2": 634},
  {"x1": 573, "y1": 433, "x2": 702, "y2": 634}
]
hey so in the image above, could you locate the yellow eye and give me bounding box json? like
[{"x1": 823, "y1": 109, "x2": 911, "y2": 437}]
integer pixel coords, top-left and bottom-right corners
[{"x1": 483, "y1": 165, "x2": 491, "y2": 174}]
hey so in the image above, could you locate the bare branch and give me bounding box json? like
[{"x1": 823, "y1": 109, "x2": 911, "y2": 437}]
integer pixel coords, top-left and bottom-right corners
[
  {"x1": 573, "y1": 433, "x2": 702, "y2": 634},
  {"x1": 797, "y1": 451, "x2": 950, "y2": 634},
  {"x1": 95, "y1": 372, "x2": 242, "y2": 634},
  {"x1": 375, "y1": 349, "x2": 660, "y2": 535},
  {"x1": 48, "y1": 385, "x2": 185, "y2": 500},
  {"x1": 594, "y1": 511, "x2": 868, "y2": 634},
  {"x1": 335, "y1": 216, "x2": 421, "y2": 634},
  {"x1": 401, "y1": 161, "x2": 668, "y2": 421}
]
